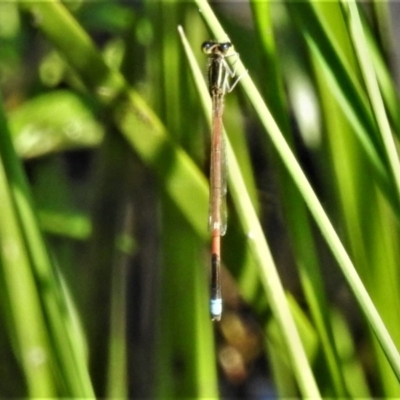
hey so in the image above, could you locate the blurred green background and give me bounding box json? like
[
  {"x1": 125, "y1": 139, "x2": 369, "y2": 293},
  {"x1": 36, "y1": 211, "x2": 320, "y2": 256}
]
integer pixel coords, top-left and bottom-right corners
[{"x1": 1, "y1": 0, "x2": 400, "y2": 398}]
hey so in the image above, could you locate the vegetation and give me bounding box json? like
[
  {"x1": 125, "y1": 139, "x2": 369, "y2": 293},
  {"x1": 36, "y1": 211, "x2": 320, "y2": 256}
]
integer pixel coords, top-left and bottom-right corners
[{"x1": 0, "y1": 0, "x2": 399, "y2": 398}]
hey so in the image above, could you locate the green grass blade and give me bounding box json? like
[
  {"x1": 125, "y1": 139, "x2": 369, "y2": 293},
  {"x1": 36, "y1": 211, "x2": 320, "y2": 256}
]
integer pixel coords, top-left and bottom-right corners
[
  {"x1": 0, "y1": 101, "x2": 56, "y2": 397},
  {"x1": 8, "y1": 90, "x2": 103, "y2": 159},
  {"x1": 286, "y1": 1, "x2": 400, "y2": 218},
  {"x1": 342, "y1": 1, "x2": 400, "y2": 208}
]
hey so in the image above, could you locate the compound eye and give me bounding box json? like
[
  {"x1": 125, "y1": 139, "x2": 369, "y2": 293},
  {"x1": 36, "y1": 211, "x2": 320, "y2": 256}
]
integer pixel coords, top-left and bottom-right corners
[
  {"x1": 201, "y1": 41, "x2": 214, "y2": 54},
  {"x1": 220, "y1": 42, "x2": 232, "y2": 53}
]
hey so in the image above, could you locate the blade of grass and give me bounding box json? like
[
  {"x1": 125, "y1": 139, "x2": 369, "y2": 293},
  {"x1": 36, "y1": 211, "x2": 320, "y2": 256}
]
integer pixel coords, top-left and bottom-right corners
[
  {"x1": 286, "y1": 1, "x2": 400, "y2": 219},
  {"x1": 361, "y1": 6, "x2": 400, "y2": 135},
  {"x1": 342, "y1": 1, "x2": 400, "y2": 212},
  {"x1": 8, "y1": 90, "x2": 103, "y2": 159},
  {"x1": 0, "y1": 100, "x2": 56, "y2": 397}
]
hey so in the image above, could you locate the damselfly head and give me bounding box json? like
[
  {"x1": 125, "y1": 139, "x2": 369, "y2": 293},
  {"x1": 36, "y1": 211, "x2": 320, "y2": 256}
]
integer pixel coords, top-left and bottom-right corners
[{"x1": 202, "y1": 40, "x2": 233, "y2": 56}]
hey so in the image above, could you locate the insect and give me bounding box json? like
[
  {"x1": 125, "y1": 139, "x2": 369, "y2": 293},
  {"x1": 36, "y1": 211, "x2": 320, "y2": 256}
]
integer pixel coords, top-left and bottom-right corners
[{"x1": 202, "y1": 40, "x2": 243, "y2": 321}]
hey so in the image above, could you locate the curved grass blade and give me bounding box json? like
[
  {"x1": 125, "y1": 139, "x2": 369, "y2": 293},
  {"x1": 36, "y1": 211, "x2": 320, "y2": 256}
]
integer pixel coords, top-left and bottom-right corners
[
  {"x1": 0, "y1": 102, "x2": 56, "y2": 397},
  {"x1": 286, "y1": 0, "x2": 400, "y2": 219},
  {"x1": 9, "y1": 90, "x2": 103, "y2": 159},
  {"x1": 341, "y1": 1, "x2": 400, "y2": 213}
]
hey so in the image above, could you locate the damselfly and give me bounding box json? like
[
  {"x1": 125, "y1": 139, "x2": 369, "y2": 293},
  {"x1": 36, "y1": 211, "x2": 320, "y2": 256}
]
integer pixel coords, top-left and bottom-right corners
[{"x1": 202, "y1": 40, "x2": 243, "y2": 321}]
